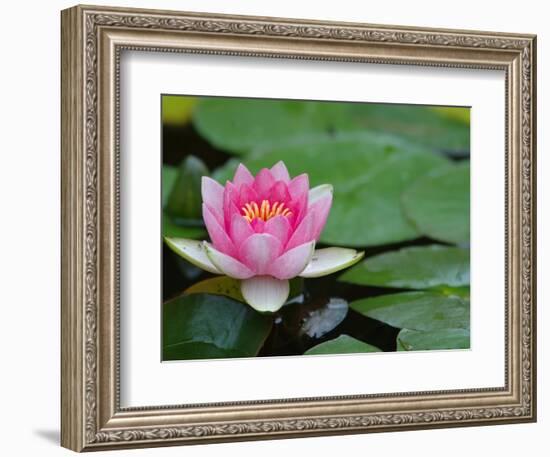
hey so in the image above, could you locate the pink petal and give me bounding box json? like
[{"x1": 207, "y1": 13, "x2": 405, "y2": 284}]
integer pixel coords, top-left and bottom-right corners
[
  {"x1": 269, "y1": 181, "x2": 291, "y2": 203},
  {"x1": 229, "y1": 214, "x2": 254, "y2": 248},
  {"x1": 309, "y1": 191, "x2": 333, "y2": 240},
  {"x1": 201, "y1": 177, "x2": 224, "y2": 214},
  {"x1": 238, "y1": 183, "x2": 259, "y2": 207},
  {"x1": 264, "y1": 215, "x2": 291, "y2": 245},
  {"x1": 204, "y1": 203, "x2": 224, "y2": 231},
  {"x1": 202, "y1": 204, "x2": 236, "y2": 256},
  {"x1": 238, "y1": 233, "x2": 282, "y2": 275},
  {"x1": 223, "y1": 182, "x2": 240, "y2": 231},
  {"x1": 285, "y1": 210, "x2": 315, "y2": 250},
  {"x1": 269, "y1": 241, "x2": 315, "y2": 280},
  {"x1": 232, "y1": 163, "x2": 254, "y2": 187},
  {"x1": 203, "y1": 243, "x2": 255, "y2": 279},
  {"x1": 288, "y1": 192, "x2": 308, "y2": 228},
  {"x1": 250, "y1": 218, "x2": 265, "y2": 233},
  {"x1": 253, "y1": 168, "x2": 275, "y2": 200},
  {"x1": 288, "y1": 173, "x2": 309, "y2": 200},
  {"x1": 270, "y1": 161, "x2": 291, "y2": 183},
  {"x1": 223, "y1": 180, "x2": 239, "y2": 205}
]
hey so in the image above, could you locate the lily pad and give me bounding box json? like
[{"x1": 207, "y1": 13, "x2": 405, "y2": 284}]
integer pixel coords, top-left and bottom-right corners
[
  {"x1": 305, "y1": 334, "x2": 381, "y2": 355},
  {"x1": 397, "y1": 328, "x2": 470, "y2": 351},
  {"x1": 193, "y1": 98, "x2": 350, "y2": 154},
  {"x1": 214, "y1": 133, "x2": 449, "y2": 247},
  {"x1": 193, "y1": 98, "x2": 470, "y2": 155},
  {"x1": 163, "y1": 293, "x2": 273, "y2": 360},
  {"x1": 402, "y1": 162, "x2": 470, "y2": 244},
  {"x1": 350, "y1": 291, "x2": 470, "y2": 332},
  {"x1": 184, "y1": 276, "x2": 245, "y2": 302},
  {"x1": 347, "y1": 103, "x2": 470, "y2": 153},
  {"x1": 340, "y1": 245, "x2": 470, "y2": 289}
]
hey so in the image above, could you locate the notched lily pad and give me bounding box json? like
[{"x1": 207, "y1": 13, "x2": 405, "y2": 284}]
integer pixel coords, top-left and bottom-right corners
[
  {"x1": 402, "y1": 162, "x2": 470, "y2": 244},
  {"x1": 193, "y1": 98, "x2": 470, "y2": 154},
  {"x1": 163, "y1": 293, "x2": 273, "y2": 360},
  {"x1": 350, "y1": 291, "x2": 470, "y2": 332},
  {"x1": 184, "y1": 276, "x2": 245, "y2": 302},
  {"x1": 340, "y1": 245, "x2": 470, "y2": 289}
]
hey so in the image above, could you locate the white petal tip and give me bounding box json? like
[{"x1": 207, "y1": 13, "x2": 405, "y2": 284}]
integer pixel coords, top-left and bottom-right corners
[
  {"x1": 164, "y1": 237, "x2": 221, "y2": 274},
  {"x1": 308, "y1": 184, "x2": 334, "y2": 204},
  {"x1": 299, "y1": 248, "x2": 364, "y2": 278},
  {"x1": 241, "y1": 276, "x2": 290, "y2": 313}
]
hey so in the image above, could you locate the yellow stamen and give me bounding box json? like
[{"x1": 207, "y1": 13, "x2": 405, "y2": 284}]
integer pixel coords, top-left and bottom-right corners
[{"x1": 241, "y1": 199, "x2": 292, "y2": 223}]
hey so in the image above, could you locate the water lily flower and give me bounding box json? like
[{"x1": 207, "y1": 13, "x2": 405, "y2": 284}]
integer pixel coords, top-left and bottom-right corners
[{"x1": 165, "y1": 161, "x2": 364, "y2": 312}]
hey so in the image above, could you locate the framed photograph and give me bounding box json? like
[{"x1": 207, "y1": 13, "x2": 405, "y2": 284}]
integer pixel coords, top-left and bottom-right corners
[{"x1": 61, "y1": 4, "x2": 537, "y2": 452}]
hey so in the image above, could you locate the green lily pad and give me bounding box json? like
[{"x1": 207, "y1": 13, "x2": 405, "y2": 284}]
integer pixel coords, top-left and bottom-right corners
[
  {"x1": 184, "y1": 276, "x2": 244, "y2": 302},
  {"x1": 305, "y1": 335, "x2": 381, "y2": 355},
  {"x1": 163, "y1": 293, "x2": 272, "y2": 361},
  {"x1": 350, "y1": 291, "x2": 470, "y2": 332},
  {"x1": 402, "y1": 162, "x2": 470, "y2": 244},
  {"x1": 340, "y1": 245, "x2": 470, "y2": 289},
  {"x1": 347, "y1": 103, "x2": 470, "y2": 153},
  {"x1": 193, "y1": 98, "x2": 351, "y2": 154},
  {"x1": 397, "y1": 328, "x2": 470, "y2": 351},
  {"x1": 193, "y1": 98, "x2": 469, "y2": 155},
  {"x1": 214, "y1": 133, "x2": 449, "y2": 247}
]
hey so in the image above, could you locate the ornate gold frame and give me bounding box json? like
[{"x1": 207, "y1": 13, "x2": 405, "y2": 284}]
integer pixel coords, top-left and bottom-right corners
[{"x1": 61, "y1": 4, "x2": 537, "y2": 452}]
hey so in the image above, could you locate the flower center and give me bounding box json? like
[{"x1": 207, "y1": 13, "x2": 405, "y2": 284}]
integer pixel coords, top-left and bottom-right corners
[{"x1": 241, "y1": 200, "x2": 292, "y2": 223}]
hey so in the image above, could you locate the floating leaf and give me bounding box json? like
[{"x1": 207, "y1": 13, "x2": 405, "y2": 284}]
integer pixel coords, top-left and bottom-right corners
[
  {"x1": 193, "y1": 98, "x2": 350, "y2": 154},
  {"x1": 402, "y1": 162, "x2": 470, "y2": 244},
  {"x1": 214, "y1": 133, "x2": 449, "y2": 247},
  {"x1": 193, "y1": 98, "x2": 469, "y2": 155},
  {"x1": 340, "y1": 245, "x2": 470, "y2": 289},
  {"x1": 163, "y1": 294, "x2": 272, "y2": 360},
  {"x1": 305, "y1": 334, "x2": 381, "y2": 355},
  {"x1": 184, "y1": 276, "x2": 244, "y2": 302},
  {"x1": 397, "y1": 328, "x2": 470, "y2": 351},
  {"x1": 347, "y1": 103, "x2": 470, "y2": 152},
  {"x1": 350, "y1": 291, "x2": 470, "y2": 331}
]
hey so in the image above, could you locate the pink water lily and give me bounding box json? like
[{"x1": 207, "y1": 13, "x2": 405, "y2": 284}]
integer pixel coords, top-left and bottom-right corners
[{"x1": 165, "y1": 161, "x2": 364, "y2": 312}]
